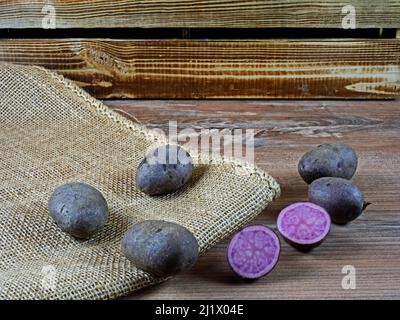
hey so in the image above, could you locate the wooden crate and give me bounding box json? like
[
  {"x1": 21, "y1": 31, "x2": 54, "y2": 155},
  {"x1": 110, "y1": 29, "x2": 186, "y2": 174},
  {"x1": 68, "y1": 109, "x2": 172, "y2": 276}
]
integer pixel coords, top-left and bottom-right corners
[{"x1": 0, "y1": 1, "x2": 399, "y2": 99}]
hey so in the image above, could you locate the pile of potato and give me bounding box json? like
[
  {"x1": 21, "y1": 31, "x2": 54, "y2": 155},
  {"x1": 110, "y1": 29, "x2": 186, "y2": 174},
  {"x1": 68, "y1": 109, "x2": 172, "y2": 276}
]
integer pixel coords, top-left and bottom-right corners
[{"x1": 47, "y1": 142, "x2": 369, "y2": 280}]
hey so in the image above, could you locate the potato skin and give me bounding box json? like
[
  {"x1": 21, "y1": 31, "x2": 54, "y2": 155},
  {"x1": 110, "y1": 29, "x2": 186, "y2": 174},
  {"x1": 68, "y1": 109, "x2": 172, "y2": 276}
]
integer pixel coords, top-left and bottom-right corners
[
  {"x1": 309, "y1": 177, "x2": 366, "y2": 224},
  {"x1": 277, "y1": 202, "x2": 331, "y2": 252},
  {"x1": 48, "y1": 182, "x2": 108, "y2": 239},
  {"x1": 298, "y1": 143, "x2": 358, "y2": 184},
  {"x1": 136, "y1": 144, "x2": 193, "y2": 196},
  {"x1": 122, "y1": 220, "x2": 199, "y2": 277},
  {"x1": 281, "y1": 237, "x2": 323, "y2": 252}
]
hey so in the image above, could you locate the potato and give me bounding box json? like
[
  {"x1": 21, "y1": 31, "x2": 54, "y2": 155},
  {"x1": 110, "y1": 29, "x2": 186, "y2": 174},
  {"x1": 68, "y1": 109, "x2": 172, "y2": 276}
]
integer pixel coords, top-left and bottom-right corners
[
  {"x1": 298, "y1": 143, "x2": 358, "y2": 184},
  {"x1": 48, "y1": 182, "x2": 108, "y2": 239},
  {"x1": 227, "y1": 225, "x2": 280, "y2": 279},
  {"x1": 308, "y1": 177, "x2": 369, "y2": 224},
  {"x1": 136, "y1": 144, "x2": 193, "y2": 196},
  {"x1": 121, "y1": 220, "x2": 199, "y2": 277}
]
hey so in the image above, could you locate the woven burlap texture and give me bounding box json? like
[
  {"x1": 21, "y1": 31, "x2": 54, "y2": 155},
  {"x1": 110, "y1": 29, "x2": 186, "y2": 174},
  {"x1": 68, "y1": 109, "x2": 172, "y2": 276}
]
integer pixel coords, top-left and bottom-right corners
[{"x1": 0, "y1": 63, "x2": 280, "y2": 300}]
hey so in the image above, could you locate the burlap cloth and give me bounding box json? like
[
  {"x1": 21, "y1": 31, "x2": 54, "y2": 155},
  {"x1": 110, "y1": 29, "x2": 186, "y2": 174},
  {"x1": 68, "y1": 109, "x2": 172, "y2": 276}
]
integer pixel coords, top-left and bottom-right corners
[{"x1": 0, "y1": 63, "x2": 280, "y2": 300}]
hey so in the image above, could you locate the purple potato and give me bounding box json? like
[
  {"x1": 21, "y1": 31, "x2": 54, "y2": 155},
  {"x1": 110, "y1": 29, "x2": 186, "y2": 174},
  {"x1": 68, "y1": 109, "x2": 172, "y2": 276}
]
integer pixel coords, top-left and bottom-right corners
[
  {"x1": 48, "y1": 182, "x2": 108, "y2": 239},
  {"x1": 298, "y1": 143, "x2": 358, "y2": 184},
  {"x1": 309, "y1": 177, "x2": 370, "y2": 224},
  {"x1": 227, "y1": 225, "x2": 280, "y2": 280},
  {"x1": 277, "y1": 202, "x2": 331, "y2": 251},
  {"x1": 136, "y1": 144, "x2": 193, "y2": 196},
  {"x1": 122, "y1": 220, "x2": 199, "y2": 277}
]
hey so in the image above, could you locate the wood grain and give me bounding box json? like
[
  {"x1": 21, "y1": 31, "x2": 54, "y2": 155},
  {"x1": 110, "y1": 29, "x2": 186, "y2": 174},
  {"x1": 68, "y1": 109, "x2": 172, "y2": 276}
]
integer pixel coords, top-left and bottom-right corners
[
  {"x1": 0, "y1": 0, "x2": 399, "y2": 29},
  {"x1": 103, "y1": 99, "x2": 400, "y2": 299},
  {"x1": 1, "y1": 39, "x2": 399, "y2": 99}
]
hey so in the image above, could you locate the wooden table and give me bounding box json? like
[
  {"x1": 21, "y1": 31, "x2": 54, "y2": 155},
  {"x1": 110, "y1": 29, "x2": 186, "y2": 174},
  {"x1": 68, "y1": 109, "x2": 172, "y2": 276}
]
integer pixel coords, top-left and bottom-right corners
[{"x1": 104, "y1": 99, "x2": 400, "y2": 300}]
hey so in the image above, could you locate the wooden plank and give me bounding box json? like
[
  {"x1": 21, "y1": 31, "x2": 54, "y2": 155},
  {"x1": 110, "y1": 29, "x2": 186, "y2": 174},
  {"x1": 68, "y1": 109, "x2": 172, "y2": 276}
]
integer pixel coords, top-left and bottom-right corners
[
  {"x1": 0, "y1": 39, "x2": 399, "y2": 99},
  {"x1": 102, "y1": 99, "x2": 400, "y2": 299},
  {"x1": 0, "y1": 1, "x2": 399, "y2": 29}
]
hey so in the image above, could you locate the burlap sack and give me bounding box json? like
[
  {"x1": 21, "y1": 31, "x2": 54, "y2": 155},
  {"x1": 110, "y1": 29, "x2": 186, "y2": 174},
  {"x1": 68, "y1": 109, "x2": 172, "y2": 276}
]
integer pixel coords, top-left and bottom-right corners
[{"x1": 0, "y1": 63, "x2": 280, "y2": 300}]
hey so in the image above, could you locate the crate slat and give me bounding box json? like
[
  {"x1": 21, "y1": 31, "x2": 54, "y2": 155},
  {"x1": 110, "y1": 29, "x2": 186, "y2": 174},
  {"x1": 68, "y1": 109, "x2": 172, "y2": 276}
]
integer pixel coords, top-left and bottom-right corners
[
  {"x1": 0, "y1": 0, "x2": 399, "y2": 29},
  {"x1": 0, "y1": 39, "x2": 399, "y2": 99}
]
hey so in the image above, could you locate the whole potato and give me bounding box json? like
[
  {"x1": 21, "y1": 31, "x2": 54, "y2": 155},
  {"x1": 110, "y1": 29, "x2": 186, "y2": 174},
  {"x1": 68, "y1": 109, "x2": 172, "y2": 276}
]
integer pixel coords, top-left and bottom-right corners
[
  {"x1": 48, "y1": 182, "x2": 108, "y2": 239},
  {"x1": 309, "y1": 177, "x2": 369, "y2": 224},
  {"x1": 136, "y1": 144, "x2": 193, "y2": 196},
  {"x1": 122, "y1": 220, "x2": 199, "y2": 277},
  {"x1": 298, "y1": 143, "x2": 358, "y2": 184}
]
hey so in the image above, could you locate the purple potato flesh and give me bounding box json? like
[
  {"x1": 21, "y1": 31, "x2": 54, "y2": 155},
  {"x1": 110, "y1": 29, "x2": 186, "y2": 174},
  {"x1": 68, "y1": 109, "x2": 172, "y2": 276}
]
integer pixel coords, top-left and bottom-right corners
[
  {"x1": 227, "y1": 225, "x2": 280, "y2": 279},
  {"x1": 277, "y1": 202, "x2": 331, "y2": 251}
]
